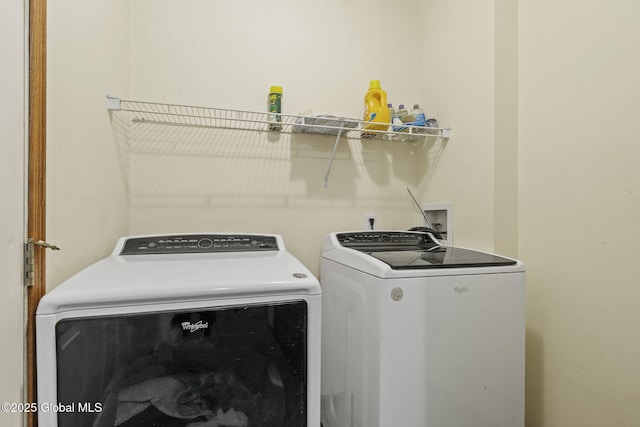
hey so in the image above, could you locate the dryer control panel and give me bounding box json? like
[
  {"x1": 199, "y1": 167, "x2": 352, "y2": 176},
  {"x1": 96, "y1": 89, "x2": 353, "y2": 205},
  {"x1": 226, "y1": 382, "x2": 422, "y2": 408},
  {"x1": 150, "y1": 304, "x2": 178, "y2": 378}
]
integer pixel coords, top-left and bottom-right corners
[{"x1": 120, "y1": 234, "x2": 279, "y2": 255}]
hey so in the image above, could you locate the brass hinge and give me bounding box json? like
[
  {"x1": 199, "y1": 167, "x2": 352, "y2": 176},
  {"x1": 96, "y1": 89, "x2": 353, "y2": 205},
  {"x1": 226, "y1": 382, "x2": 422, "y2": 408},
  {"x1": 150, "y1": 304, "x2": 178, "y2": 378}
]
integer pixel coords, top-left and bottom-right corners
[{"x1": 24, "y1": 238, "x2": 60, "y2": 287}]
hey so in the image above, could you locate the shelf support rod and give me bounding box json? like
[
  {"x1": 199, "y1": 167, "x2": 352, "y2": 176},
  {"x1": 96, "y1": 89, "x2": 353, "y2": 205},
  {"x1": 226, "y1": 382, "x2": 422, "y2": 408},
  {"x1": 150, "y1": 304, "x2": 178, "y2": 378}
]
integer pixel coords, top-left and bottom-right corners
[{"x1": 323, "y1": 128, "x2": 344, "y2": 188}]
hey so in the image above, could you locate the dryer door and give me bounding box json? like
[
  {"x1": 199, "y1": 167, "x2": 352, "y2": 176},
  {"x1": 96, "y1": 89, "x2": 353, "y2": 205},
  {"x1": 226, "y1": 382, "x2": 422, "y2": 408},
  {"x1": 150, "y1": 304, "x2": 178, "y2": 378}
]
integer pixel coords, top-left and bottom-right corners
[{"x1": 51, "y1": 301, "x2": 308, "y2": 427}]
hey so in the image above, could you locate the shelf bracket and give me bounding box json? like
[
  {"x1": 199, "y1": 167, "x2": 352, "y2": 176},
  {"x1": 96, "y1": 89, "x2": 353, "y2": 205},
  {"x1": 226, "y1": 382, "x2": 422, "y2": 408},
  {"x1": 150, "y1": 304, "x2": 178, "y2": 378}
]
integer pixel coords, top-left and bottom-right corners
[
  {"x1": 323, "y1": 128, "x2": 344, "y2": 188},
  {"x1": 106, "y1": 95, "x2": 121, "y2": 110}
]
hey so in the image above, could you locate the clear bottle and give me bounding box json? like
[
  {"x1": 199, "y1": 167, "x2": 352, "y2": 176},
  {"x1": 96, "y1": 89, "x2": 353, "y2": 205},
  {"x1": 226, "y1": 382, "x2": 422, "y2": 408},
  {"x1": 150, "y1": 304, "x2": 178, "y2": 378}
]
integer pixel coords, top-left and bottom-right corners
[
  {"x1": 382, "y1": 103, "x2": 398, "y2": 141},
  {"x1": 410, "y1": 104, "x2": 426, "y2": 127},
  {"x1": 268, "y1": 85, "x2": 283, "y2": 131},
  {"x1": 393, "y1": 104, "x2": 410, "y2": 132},
  {"x1": 396, "y1": 104, "x2": 409, "y2": 121},
  {"x1": 388, "y1": 103, "x2": 397, "y2": 124},
  {"x1": 425, "y1": 117, "x2": 440, "y2": 135}
]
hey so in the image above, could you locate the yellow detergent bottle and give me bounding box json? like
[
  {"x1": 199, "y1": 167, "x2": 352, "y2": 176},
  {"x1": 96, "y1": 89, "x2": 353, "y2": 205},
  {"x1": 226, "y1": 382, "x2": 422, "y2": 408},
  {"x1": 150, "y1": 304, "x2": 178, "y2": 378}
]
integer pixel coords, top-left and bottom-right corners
[{"x1": 363, "y1": 80, "x2": 391, "y2": 133}]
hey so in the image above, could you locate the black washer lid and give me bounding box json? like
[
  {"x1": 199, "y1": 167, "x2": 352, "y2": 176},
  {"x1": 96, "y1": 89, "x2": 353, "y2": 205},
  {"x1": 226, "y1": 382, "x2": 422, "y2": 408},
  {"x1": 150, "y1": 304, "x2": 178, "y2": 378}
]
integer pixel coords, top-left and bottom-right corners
[
  {"x1": 365, "y1": 246, "x2": 517, "y2": 270},
  {"x1": 336, "y1": 232, "x2": 516, "y2": 269}
]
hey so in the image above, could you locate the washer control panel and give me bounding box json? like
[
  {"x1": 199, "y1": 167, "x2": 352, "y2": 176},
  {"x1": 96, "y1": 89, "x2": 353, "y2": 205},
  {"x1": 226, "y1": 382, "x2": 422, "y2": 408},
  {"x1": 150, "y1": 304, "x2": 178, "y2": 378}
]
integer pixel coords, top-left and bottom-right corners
[
  {"x1": 120, "y1": 234, "x2": 279, "y2": 255},
  {"x1": 336, "y1": 231, "x2": 438, "y2": 249}
]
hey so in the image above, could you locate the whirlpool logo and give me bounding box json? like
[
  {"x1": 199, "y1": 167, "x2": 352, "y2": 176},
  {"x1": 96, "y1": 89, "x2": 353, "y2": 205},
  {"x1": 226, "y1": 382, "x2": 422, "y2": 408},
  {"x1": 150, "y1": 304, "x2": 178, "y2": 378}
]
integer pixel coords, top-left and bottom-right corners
[
  {"x1": 454, "y1": 286, "x2": 469, "y2": 294},
  {"x1": 181, "y1": 320, "x2": 209, "y2": 333}
]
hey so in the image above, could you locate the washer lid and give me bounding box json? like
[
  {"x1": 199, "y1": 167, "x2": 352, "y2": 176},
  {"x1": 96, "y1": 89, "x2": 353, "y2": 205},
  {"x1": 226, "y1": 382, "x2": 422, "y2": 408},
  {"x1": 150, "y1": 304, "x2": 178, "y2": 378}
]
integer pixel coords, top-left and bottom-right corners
[
  {"x1": 324, "y1": 231, "x2": 520, "y2": 276},
  {"x1": 363, "y1": 246, "x2": 516, "y2": 270}
]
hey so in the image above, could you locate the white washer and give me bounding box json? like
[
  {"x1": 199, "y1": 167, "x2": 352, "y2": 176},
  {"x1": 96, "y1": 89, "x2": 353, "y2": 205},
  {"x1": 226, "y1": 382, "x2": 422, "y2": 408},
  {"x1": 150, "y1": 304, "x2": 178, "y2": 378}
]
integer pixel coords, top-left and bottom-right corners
[
  {"x1": 37, "y1": 233, "x2": 321, "y2": 427},
  {"x1": 320, "y1": 231, "x2": 525, "y2": 427}
]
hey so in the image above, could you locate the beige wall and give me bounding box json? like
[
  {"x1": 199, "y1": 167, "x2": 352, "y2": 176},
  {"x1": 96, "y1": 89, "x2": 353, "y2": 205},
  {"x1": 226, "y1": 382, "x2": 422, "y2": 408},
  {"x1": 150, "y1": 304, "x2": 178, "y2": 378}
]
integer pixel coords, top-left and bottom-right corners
[
  {"x1": 125, "y1": 0, "x2": 433, "y2": 275},
  {"x1": 494, "y1": 0, "x2": 519, "y2": 257},
  {"x1": 519, "y1": 0, "x2": 640, "y2": 425},
  {"x1": 45, "y1": 0, "x2": 465, "y2": 280},
  {"x1": 417, "y1": 0, "x2": 498, "y2": 251},
  {"x1": 45, "y1": 0, "x2": 640, "y2": 425},
  {"x1": 0, "y1": 1, "x2": 26, "y2": 424},
  {"x1": 47, "y1": 0, "x2": 130, "y2": 287}
]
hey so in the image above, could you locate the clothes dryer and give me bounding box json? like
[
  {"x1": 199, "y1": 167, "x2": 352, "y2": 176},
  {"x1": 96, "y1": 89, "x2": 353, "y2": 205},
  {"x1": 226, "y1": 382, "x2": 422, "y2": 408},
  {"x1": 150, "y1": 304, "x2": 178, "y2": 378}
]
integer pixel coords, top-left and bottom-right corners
[
  {"x1": 320, "y1": 231, "x2": 525, "y2": 427},
  {"x1": 37, "y1": 233, "x2": 321, "y2": 427}
]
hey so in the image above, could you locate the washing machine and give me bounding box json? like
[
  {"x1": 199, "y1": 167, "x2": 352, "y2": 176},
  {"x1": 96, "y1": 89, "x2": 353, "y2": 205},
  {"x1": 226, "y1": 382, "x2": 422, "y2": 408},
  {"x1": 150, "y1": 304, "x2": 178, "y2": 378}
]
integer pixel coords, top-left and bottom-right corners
[
  {"x1": 36, "y1": 233, "x2": 321, "y2": 427},
  {"x1": 320, "y1": 231, "x2": 525, "y2": 427}
]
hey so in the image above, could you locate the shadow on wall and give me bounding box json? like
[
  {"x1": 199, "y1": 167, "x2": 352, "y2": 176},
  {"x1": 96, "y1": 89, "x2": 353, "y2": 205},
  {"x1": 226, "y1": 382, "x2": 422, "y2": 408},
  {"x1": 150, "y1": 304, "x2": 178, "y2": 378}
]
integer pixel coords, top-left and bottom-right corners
[
  {"x1": 526, "y1": 328, "x2": 544, "y2": 427},
  {"x1": 109, "y1": 109, "x2": 445, "y2": 208},
  {"x1": 416, "y1": 137, "x2": 449, "y2": 197},
  {"x1": 107, "y1": 102, "x2": 449, "y2": 276}
]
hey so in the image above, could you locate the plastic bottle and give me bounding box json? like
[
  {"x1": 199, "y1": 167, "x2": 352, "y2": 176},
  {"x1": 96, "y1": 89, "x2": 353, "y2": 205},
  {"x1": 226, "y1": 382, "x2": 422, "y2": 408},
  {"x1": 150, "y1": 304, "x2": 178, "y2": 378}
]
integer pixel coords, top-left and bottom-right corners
[
  {"x1": 268, "y1": 85, "x2": 283, "y2": 131},
  {"x1": 396, "y1": 104, "x2": 409, "y2": 121},
  {"x1": 425, "y1": 117, "x2": 440, "y2": 135},
  {"x1": 410, "y1": 104, "x2": 426, "y2": 127},
  {"x1": 363, "y1": 80, "x2": 391, "y2": 132},
  {"x1": 426, "y1": 117, "x2": 439, "y2": 128},
  {"x1": 388, "y1": 103, "x2": 397, "y2": 123},
  {"x1": 394, "y1": 104, "x2": 410, "y2": 132},
  {"x1": 381, "y1": 103, "x2": 397, "y2": 141}
]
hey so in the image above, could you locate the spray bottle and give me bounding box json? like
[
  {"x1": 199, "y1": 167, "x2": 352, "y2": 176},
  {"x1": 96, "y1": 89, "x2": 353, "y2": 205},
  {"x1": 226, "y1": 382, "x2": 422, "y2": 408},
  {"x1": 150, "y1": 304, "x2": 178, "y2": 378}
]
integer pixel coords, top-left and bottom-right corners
[{"x1": 268, "y1": 85, "x2": 283, "y2": 131}]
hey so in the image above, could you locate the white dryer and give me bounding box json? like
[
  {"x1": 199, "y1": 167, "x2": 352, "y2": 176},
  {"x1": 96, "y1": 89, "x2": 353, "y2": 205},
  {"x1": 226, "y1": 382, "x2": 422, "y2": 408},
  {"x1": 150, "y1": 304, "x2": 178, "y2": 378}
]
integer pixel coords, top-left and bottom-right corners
[
  {"x1": 36, "y1": 233, "x2": 321, "y2": 427},
  {"x1": 320, "y1": 231, "x2": 525, "y2": 427}
]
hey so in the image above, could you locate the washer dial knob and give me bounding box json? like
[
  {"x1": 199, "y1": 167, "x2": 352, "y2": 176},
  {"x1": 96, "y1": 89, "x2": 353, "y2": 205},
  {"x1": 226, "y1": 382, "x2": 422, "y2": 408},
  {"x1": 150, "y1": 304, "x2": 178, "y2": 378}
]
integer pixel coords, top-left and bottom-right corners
[{"x1": 198, "y1": 238, "x2": 213, "y2": 248}]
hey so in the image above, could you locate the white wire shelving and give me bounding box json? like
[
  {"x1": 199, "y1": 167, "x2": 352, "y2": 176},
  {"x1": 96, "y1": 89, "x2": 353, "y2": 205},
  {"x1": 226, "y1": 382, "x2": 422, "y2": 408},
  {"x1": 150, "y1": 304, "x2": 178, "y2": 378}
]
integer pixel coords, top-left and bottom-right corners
[{"x1": 106, "y1": 96, "x2": 451, "y2": 188}]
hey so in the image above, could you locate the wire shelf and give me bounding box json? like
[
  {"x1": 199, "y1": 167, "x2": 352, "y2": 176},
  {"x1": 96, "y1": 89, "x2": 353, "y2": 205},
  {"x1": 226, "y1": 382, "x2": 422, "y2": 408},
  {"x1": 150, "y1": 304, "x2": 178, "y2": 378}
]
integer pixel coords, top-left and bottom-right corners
[
  {"x1": 106, "y1": 97, "x2": 451, "y2": 141},
  {"x1": 106, "y1": 96, "x2": 451, "y2": 188}
]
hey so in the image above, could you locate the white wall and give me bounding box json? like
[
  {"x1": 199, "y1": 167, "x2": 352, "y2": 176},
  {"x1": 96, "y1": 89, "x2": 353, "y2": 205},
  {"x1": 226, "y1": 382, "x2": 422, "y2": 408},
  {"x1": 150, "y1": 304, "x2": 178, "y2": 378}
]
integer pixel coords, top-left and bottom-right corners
[
  {"x1": 46, "y1": 0, "x2": 640, "y2": 424},
  {"x1": 47, "y1": 0, "x2": 130, "y2": 287},
  {"x1": 417, "y1": 0, "x2": 498, "y2": 251},
  {"x1": 0, "y1": 0, "x2": 26, "y2": 424},
  {"x1": 519, "y1": 0, "x2": 640, "y2": 425},
  {"x1": 124, "y1": 0, "x2": 436, "y2": 275},
  {"x1": 45, "y1": 0, "x2": 466, "y2": 280},
  {"x1": 129, "y1": 0, "x2": 423, "y2": 116},
  {"x1": 494, "y1": 0, "x2": 519, "y2": 257}
]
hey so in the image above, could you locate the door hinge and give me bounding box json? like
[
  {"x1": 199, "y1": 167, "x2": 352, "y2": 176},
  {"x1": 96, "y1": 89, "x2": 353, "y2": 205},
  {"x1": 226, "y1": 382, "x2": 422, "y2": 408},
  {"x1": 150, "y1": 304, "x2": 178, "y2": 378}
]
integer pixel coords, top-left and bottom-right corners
[{"x1": 24, "y1": 238, "x2": 60, "y2": 287}]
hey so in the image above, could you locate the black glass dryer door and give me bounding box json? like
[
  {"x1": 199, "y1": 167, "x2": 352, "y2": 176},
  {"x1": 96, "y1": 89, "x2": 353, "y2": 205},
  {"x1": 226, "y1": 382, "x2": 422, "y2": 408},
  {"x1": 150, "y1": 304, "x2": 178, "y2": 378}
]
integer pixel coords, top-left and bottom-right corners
[{"x1": 55, "y1": 301, "x2": 308, "y2": 427}]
